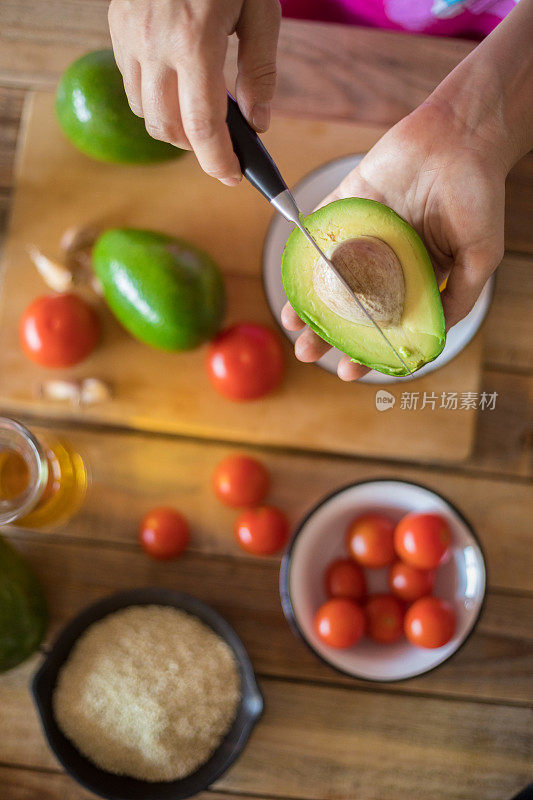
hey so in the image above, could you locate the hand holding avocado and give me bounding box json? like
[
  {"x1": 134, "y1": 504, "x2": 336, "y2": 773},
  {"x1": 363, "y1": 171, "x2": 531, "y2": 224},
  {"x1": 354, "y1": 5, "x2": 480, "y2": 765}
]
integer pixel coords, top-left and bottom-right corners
[
  {"x1": 282, "y1": 100, "x2": 505, "y2": 380},
  {"x1": 282, "y1": 4, "x2": 532, "y2": 379}
]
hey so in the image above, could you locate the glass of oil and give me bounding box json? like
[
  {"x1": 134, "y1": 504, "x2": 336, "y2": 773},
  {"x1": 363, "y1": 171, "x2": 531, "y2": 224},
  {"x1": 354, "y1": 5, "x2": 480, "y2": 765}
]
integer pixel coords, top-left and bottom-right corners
[{"x1": 0, "y1": 417, "x2": 87, "y2": 530}]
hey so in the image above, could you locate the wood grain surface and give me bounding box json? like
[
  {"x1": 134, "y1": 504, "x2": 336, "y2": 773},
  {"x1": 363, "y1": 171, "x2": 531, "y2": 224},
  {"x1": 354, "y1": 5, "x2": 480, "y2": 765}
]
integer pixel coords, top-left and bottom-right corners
[
  {"x1": 0, "y1": 6, "x2": 531, "y2": 800},
  {"x1": 0, "y1": 91, "x2": 483, "y2": 462},
  {"x1": 1, "y1": 645, "x2": 531, "y2": 800},
  {"x1": 3, "y1": 424, "x2": 529, "y2": 594}
]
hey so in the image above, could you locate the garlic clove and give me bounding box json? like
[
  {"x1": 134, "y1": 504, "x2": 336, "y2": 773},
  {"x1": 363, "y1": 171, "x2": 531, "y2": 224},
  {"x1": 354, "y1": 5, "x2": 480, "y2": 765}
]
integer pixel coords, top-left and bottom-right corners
[
  {"x1": 79, "y1": 378, "x2": 112, "y2": 404},
  {"x1": 28, "y1": 246, "x2": 73, "y2": 293},
  {"x1": 39, "y1": 379, "x2": 81, "y2": 403},
  {"x1": 39, "y1": 377, "x2": 113, "y2": 405}
]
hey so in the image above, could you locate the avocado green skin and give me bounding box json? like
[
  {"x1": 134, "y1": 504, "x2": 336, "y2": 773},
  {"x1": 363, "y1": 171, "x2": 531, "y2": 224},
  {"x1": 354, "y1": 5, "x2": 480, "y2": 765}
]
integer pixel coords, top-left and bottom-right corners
[
  {"x1": 93, "y1": 229, "x2": 226, "y2": 350},
  {"x1": 56, "y1": 50, "x2": 183, "y2": 164},
  {"x1": 0, "y1": 536, "x2": 47, "y2": 673}
]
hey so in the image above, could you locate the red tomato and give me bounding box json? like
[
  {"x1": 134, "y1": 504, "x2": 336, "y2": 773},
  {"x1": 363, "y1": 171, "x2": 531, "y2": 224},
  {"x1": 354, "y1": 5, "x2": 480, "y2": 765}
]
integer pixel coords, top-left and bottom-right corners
[
  {"x1": 139, "y1": 507, "x2": 190, "y2": 560},
  {"x1": 364, "y1": 594, "x2": 404, "y2": 644},
  {"x1": 346, "y1": 513, "x2": 396, "y2": 568},
  {"x1": 404, "y1": 597, "x2": 455, "y2": 649},
  {"x1": 325, "y1": 559, "x2": 366, "y2": 601},
  {"x1": 234, "y1": 506, "x2": 288, "y2": 555},
  {"x1": 388, "y1": 561, "x2": 435, "y2": 603},
  {"x1": 394, "y1": 513, "x2": 452, "y2": 569},
  {"x1": 213, "y1": 454, "x2": 269, "y2": 508},
  {"x1": 19, "y1": 293, "x2": 100, "y2": 368},
  {"x1": 206, "y1": 323, "x2": 284, "y2": 401},
  {"x1": 314, "y1": 599, "x2": 365, "y2": 649}
]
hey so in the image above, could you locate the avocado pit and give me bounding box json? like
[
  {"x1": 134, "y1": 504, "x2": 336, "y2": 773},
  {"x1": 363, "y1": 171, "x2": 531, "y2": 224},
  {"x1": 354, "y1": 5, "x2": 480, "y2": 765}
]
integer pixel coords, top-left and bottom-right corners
[{"x1": 313, "y1": 236, "x2": 405, "y2": 327}]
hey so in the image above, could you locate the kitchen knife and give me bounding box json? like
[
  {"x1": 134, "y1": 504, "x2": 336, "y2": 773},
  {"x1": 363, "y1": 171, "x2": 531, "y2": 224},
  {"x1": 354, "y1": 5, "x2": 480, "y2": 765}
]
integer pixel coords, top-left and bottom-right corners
[{"x1": 225, "y1": 93, "x2": 412, "y2": 376}]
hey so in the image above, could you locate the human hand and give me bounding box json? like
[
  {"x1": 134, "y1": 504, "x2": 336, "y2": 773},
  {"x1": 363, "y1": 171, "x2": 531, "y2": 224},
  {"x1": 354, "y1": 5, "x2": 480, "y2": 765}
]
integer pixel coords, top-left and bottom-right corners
[
  {"x1": 282, "y1": 97, "x2": 506, "y2": 381},
  {"x1": 108, "y1": 0, "x2": 281, "y2": 185}
]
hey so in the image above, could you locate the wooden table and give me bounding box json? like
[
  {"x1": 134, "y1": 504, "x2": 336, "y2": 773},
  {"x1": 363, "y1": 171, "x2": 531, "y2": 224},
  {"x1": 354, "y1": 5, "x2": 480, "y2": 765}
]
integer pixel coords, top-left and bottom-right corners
[{"x1": 1, "y1": 5, "x2": 532, "y2": 800}]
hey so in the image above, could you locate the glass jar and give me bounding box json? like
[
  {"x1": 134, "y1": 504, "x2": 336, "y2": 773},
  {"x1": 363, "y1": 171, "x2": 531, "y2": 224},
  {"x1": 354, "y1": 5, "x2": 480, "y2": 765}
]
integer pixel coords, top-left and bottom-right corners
[{"x1": 0, "y1": 417, "x2": 87, "y2": 529}]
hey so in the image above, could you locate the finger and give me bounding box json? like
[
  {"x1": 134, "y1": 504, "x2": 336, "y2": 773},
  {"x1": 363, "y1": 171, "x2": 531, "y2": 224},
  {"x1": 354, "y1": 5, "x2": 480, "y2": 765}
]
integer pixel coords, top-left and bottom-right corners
[
  {"x1": 178, "y1": 46, "x2": 242, "y2": 186},
  {"x1": 281, "y1": 302, "x2": 305, "y2": 331},
  {"x1": 108, "y1": 2, "x2": 127, "y2": 78},
  {"x1": 108, "y1": 4, "x2": 143, "y2": 117},
  {"x1": 119, "y1": 58, "x2": 143, "y2": 117},
  {"x1": 235, "y1": 0, "x2": 281, "y2": 132},
  {"x1": 314, "y1": 163, "x2": 384, "y2": 211},
  {"x1": 440, "y1": 247, "x2": 501, "y2": 330},
  {"x1": 141, "y1": 64, "x2": 190, "y2": 149},
  {"x1": 337, "y1": 356, "x2": 370, "y2": 381},
  {"x1": 313, "y1": 188, "x2": 343, "y2": 212},
  {"x1": 294, "y1": 328, "x2": 331, "y2": 362}
]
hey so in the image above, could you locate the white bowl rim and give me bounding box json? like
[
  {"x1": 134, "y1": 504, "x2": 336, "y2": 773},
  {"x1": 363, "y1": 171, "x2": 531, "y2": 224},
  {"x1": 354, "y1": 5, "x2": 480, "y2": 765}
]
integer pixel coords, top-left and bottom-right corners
[{"x1": 279, "y1": 478, "x2": 487, "y2": 683}]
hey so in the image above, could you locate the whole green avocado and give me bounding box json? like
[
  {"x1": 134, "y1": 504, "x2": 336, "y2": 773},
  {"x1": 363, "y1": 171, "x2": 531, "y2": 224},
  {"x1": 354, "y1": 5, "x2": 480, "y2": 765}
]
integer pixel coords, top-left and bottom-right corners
[
  {"x1": 93, "y1": 228, "x2": 226, "y2": 350},
  {"x1": 56, "y1": 49, "x2": 183, "y2": 164},
  {"x1": 0, "y1": 535, "x2": 47, "y2": 672}
]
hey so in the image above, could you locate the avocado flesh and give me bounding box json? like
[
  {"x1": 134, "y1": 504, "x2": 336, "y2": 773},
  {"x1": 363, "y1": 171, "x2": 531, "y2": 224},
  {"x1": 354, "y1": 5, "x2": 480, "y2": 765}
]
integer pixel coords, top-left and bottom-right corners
[
  {"x1": 56, "y1": 50, "x2": 183, "y2": 164},
  {"x1": 0, "y1": 535, "x2": 47, "y2": 672},
  {"x1": 93, "y1": 228, "x2": 225, "y2": 351},
  {"x1": 281, "y1": 198, "x2": 446, "y2": 376}
]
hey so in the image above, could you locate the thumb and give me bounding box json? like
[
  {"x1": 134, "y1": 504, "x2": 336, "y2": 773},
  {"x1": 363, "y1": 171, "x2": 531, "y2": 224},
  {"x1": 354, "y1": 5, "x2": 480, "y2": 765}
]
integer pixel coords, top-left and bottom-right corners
[
  {"x1": 440, "y1": 246, "x2": 502, "y2": 331},
  {"x1": 314, "y1": 165, "x2": 386, "y2": 211},
  {"x1": 235, "y1": 0, "x2": 281, "y2": 132}
]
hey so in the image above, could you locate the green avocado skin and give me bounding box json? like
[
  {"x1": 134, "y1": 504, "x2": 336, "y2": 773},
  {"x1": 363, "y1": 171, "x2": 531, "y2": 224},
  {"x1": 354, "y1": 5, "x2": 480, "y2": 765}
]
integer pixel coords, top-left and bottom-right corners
[
  {"x1": 0, "y1": 535, "x2": 47, "y2": 673},
  {"x1": 56, "y1": 50, "x2": 183, "y2": 164},
  {"x1": 93, "y1": 229, "x2": 226, "y2": 350}
]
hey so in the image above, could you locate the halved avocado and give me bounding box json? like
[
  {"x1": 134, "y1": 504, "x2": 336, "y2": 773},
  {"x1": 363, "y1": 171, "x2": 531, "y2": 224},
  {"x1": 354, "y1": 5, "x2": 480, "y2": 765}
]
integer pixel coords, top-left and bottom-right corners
[
  {"x1": 281, "y1": 198, "x2": 446, "y2": 376},
  {"x1": 56, "y1": 50, "x2": 183, "y2": 164}
]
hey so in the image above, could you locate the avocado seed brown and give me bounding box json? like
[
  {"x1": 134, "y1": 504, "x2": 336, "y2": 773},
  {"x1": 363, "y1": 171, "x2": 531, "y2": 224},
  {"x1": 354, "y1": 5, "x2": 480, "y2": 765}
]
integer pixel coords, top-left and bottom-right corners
[{"x1": 313, "y1": 236, "x2": 406, "y2": 327}]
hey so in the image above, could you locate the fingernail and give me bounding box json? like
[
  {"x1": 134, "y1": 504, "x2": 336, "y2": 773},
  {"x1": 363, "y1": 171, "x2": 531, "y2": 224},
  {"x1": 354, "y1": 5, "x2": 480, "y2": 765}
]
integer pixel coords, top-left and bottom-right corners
[
  {"x1": 252, "y1": 103, "x2": 270, "y2": 132},
  {"x1": 220, "y1": 175, "x2": 242, "y2": 187}
]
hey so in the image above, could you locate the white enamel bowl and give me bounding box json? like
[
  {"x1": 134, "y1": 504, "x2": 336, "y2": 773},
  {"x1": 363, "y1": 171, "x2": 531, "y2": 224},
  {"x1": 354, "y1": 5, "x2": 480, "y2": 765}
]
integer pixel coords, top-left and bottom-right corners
[
  {"x1": 263, "y1": 154, "x2": 494, "y2": 384},
  {"x1": 280, "y1": 479, "x2": 486, "y2": 681}
]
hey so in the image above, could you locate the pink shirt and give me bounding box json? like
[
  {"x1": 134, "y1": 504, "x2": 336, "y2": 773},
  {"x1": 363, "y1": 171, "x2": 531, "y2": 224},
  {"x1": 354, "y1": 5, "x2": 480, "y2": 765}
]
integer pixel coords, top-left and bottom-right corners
[{"x1": 281, "y1": 0, "x2": 518, "y2": 37}]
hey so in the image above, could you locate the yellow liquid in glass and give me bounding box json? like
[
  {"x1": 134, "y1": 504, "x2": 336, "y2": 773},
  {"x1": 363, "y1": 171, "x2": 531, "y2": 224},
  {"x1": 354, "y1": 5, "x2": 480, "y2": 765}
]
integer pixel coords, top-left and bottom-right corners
[{"x1": 0, "y1": 439, "x2": 87, "y2": 529}]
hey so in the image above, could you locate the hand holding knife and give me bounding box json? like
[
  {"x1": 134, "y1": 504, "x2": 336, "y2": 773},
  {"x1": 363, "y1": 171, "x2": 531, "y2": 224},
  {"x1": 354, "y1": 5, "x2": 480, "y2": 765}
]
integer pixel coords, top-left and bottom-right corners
[{"x1": 225, "y1": 93, "x2": 412, "y2": 376}]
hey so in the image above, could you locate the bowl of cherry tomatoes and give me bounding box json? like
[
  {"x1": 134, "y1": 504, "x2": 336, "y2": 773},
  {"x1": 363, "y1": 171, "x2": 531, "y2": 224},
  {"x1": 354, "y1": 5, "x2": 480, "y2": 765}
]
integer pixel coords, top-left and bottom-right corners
[{"x1": 279, "y1": 479, "x2": 486, "y2": 681}]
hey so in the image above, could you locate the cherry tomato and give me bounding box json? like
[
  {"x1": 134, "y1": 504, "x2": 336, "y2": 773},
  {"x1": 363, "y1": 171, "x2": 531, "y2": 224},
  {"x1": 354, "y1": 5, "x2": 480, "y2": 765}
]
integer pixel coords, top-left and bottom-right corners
[
  {"x1": 404, "y1": 597, "x2": 455, "y2": 649},
  {"x1": 234, "y1": 505, "x2": 288, "y2": 555},
  {"x1": 206, "y1": 323, "x2": 284, "y2": 401},
  {"x1": 346, "y1": 513, "x2": 396, "y2": 568},
  {"x1": 364, "y1": 594, "x2": 404, "y2": 644},
  {"x1": 213, "y1": 454, "x2": 269, "y2": 508},
  {"x1": 314, "y1": 598, "x2": 365, "y2": 649},
  {"x1": 19, "y1": 293, "x2": 100, "y2": 368},
  {"x1": 388, "y1": 561, "x2": 435, "y2": 603},
  {"x1": 394, "y1": 513, "x2": 452, "y2": 569},
  {"x1": 139, "y1": 507, "x2": 190, "y2": 560},
  {"x1": 325, "y1": 558, "x2": 367, "y2": 601}
]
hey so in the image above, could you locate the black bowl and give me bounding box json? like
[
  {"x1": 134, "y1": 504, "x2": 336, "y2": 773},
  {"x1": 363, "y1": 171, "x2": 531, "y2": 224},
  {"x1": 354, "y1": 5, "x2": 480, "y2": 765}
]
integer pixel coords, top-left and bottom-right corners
[{"x1": 32, "y1": 587, "x2": 263, "y2": 800}]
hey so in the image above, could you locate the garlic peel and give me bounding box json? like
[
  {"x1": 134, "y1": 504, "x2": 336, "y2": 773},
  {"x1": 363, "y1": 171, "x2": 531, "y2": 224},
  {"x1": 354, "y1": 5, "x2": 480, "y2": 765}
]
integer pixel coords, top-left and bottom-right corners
[{"x1": 39, "y1": 378, "x2": 112, "y2": 406}]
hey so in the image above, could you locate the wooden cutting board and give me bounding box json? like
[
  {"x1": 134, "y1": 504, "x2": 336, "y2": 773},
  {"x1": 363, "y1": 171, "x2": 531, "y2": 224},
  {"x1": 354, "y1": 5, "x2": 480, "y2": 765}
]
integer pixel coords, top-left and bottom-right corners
[{"x1": 0, "y1": 92, "x2": 483, "y2": 461}]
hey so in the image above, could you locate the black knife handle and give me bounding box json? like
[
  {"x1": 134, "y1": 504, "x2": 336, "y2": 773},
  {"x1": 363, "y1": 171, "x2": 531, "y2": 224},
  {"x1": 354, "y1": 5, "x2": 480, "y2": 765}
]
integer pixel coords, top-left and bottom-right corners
[{"x1": 226, "y1": 93, "x2": 287, "y2": 202}]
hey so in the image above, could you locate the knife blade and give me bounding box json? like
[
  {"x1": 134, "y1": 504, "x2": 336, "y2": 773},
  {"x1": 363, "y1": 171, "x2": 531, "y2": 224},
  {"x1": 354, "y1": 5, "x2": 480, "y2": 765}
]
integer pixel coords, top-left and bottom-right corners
[{"x1": 225, "y1": 93, "x2": 412, "y2": 375}]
